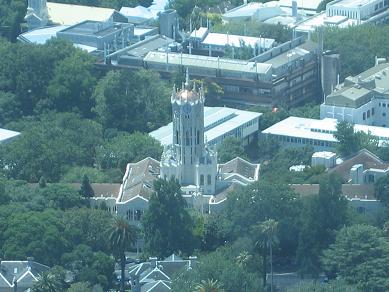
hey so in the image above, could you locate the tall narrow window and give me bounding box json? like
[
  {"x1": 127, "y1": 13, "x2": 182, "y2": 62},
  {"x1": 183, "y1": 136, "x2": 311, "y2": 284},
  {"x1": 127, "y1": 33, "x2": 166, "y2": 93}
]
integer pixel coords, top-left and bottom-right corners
[
  {"x1": 200, "y1": 175, "x2": 204, "y2": 185},
  {"x1": 197, "y1": 130, "x2": 200, "y2": 144},
  {"x1": 207, "y1": 175, "x2": 211, "y2": 185}
]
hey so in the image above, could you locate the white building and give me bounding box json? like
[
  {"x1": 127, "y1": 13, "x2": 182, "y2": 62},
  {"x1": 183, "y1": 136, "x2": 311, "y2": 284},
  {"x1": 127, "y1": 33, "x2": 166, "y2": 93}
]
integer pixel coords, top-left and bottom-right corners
[
  {"x1": 189, "y1": 27, "x2": 275, "y2": 57},
  {"x1": 150, "y1": 106, "x2": 261, "y2": 147},
  {"x1": 320, "y1": 61, "x2": 389, "y2": 126},
  {"x1": 261, "y1": 116, "x2": 389, "y2": 151},
  {"x1": 92, "y1": 72, "x2": 260, "y2": 223},
  {"x1": 295, "y1": 0, "x2": 389, "y2": 35}
]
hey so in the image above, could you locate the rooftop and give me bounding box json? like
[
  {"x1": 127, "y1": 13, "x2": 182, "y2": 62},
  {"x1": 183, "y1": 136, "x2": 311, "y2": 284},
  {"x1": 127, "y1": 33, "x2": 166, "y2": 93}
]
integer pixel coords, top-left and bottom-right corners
[
  {"x1": 329, "y1": 0, "x2": 378, "y2": 8},
  {"x1": 262, "y1": 116, "x2": 389, "y2": 145},
  {"x1": 125, "y1": 35, "x2": 174, "y2": 58},
  {"x1": 150, "y1": 106, "x2": 261, "y2": 146},
  {"x1": 202, "y1": 33, "x2": 275, "y2": 50},
  {"x1": 118, "y1": 157, "x2": 160, "y2": 203},
  {"x1": 143, "y1": 51, "x2": 273, "y2": 76},
  {"x1": 279, "y1": 0, "x2": 323, "y2": 11},
  {"x1": 0, "y1": 128, "x2": 20, "y2": 143},
  {"x1": 46, "y1": 2, "x2": 124, "y2": 26}
]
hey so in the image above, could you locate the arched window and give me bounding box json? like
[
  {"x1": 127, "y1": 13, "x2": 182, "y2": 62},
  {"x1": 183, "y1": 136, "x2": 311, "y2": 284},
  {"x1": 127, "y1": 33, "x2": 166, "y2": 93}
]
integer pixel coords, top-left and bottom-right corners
[{"x1": 200, "y1": 175, "x2": 204, "y2": 185}]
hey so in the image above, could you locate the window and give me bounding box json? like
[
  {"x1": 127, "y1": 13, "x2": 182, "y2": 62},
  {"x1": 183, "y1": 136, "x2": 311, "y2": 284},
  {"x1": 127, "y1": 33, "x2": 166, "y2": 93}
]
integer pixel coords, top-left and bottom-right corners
[
  {"x1": 383, "y1": 112, "x2": 386, "y2": 117},
  {"x1": 207, "y1": 175, "x2": 211, "y2": 185},
  {"x1": 367, "y1": 110, "x2": 370, "y2": 118},
  {"x1": 383, "y1": 103, "x2": 386, "y2": 107},
  {"x1": 363, "y1": 112, "x2": 366, "y2": 120},
  {"x1": 176, "y1": 130, "x2": 179, "y2": 144},
  {"x1": 135, "y1": 210, "x2": 142, "y2": 221},
  {"x1": 200, "y1": 175, "x2": 204, "y2": 185},
  {"x1": 372, "y1": 107, "x2": 375, "y2": 115}
]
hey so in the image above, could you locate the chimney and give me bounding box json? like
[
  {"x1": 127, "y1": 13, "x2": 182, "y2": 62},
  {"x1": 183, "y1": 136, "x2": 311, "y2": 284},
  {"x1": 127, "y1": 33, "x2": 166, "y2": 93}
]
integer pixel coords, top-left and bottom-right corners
[
  {"x1": 188, "y1": 256, "x2": 197, "y2": 269},
  {"x1": 292, "y1": 0, "x2": 298, "y2": 17},
  {"x1": 149, "y1": 257, "x2": 158, "y2": 268},
  {"x1": 27, "y1": 257, "x2": 34, "y2": 270}
]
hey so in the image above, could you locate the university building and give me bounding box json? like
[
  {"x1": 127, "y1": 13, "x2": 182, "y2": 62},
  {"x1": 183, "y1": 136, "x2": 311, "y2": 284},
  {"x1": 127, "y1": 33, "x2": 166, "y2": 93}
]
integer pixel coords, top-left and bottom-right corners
[
  {"x1": 91, "y1": 72, "x2": 260, "y2": 224},
  {"x1": 320, "y1": 60, "x2": 389, "y2": 126}
]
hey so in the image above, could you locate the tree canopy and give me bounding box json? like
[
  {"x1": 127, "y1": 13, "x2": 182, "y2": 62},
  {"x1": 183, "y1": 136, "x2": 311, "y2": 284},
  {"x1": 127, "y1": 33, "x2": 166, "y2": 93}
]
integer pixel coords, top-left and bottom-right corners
[{"x1": 142, "y1": 178, "x2": 195, "y2": 257}]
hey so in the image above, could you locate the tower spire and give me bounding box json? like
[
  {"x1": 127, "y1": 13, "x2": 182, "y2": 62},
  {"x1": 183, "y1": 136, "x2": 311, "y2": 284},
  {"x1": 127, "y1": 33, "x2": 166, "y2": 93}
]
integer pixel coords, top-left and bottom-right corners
[{"x1": 185, "y1": 68, "x2": 189, "y2": 89}]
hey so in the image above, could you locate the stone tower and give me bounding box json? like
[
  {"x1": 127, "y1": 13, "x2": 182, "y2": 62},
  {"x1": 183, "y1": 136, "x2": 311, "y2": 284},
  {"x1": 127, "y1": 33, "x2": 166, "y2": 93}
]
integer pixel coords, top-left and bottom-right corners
[
  {"x1": 160, "y1": 70, "x2": 217, "y2": 195},
  {"x1": 25, "y1": 0, "x2": 48, "y2": 31}
]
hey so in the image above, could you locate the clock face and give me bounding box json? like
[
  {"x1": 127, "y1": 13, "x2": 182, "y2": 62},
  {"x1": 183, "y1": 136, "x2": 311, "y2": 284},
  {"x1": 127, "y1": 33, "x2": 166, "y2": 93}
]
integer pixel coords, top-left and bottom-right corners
[{"x1": 183, "y1": 103, "x2": 191, "y2": 114}]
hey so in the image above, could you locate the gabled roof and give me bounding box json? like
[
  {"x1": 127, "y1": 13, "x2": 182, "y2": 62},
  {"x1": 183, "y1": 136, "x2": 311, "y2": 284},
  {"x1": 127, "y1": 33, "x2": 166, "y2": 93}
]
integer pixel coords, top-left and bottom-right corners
[
  {"x1": 0, "y1": 261, "x2": 49, "y2": 288},
  {"x1": 328, "y1": 149, "x2": 389, "y2": 182},
  {"x1": 218, "y1": 157, "x2": 260, "y2": 181},
  {"x1": 118, "y1": 157, "x2": 160, "y2": 203},
  {"x1": 141, "y1": 280, "x2": 171, "y2": 292},
  {"x1": 140, "y1": 267, "x2": 171, "y2": 283}
]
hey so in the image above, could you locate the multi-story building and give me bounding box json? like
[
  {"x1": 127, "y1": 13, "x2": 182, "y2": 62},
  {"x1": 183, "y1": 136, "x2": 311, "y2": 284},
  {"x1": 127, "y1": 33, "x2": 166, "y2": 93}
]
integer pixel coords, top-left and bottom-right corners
[
  {"x1": 150, "y1": 106, "x2": 261, "y2": 147},
  {"x1": 136, "y1": 37, "x2": 319, "y2": 106},
  {"x1": 295, "y1": 0, "x2": 389, "y2": 35},
  {"x1": 320, "y1": 61, "x2": 389, "y2": 126}
]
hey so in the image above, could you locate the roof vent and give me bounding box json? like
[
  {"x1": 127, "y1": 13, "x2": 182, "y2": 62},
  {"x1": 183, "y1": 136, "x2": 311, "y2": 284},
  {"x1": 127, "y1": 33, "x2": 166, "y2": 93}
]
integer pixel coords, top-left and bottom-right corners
[{"x1": 13, "y1": 268, "x2": 17, "y2": 274}]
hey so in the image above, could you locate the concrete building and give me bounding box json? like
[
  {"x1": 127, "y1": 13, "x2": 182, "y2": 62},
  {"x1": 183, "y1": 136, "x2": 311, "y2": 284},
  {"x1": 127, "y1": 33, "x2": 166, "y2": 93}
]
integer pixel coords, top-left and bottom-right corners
[
  {"x1": 311, "y1": 151, "x2": 337, "y2": 168},
  {"x1": 159, "y1": 9, "x2": 178, "y2": 40},
  {"x1": 57, "y1": 20, "x2": 134, "y2": 51},
  {"x1": 320, "y1": 61, "x2": 389, "y2": 126},
  {"x1": 261, "y1": 116, "x2": 389, "y2": 151},
  {"x1": 295, "y1": 0, "x2": 389, "y2": 35},
  {"x1": 138, "y1": 37, "x2": 319, "y2": 106},
  {"x1": 150, "y1": 106, "x2": 261, "y2": 147}
]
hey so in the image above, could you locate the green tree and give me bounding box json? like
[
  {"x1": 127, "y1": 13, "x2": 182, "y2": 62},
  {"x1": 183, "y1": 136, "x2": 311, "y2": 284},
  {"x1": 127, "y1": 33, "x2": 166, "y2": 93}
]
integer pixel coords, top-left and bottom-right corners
[
  {"x1": 334, "y1": 121, "x2": 360, "y2": 157},
  {"x1": 92, "y1": 69, "x2": 170, "y2": 132},
  {"x1": 296, "y1": 173, "x2": 349, "y2": 276},
  {"x1": 287, "y1": 280, "x2": 360, "y2": 292},
  {"x1": 254, "y1": 219, "x2": 278, "y2": 291},
  {"x1": 79, "y1": 174, "x2": 94, "y2": 198},
  {"x1": 0, "y1": 90, "x2": 21, "y2": 125},
  {"x1": 47, "y1": 50, "x2": 97, "y2": 116},
  {"x1": 195, "y1": 279, "x2": 224, "y2": 292},
  {"x1": 0, "y1": 112, "x2": 103, "y2": 182},
  {"x1": 316, "y1": 0, "x2": 332, "y2": 12},
  {"x1": 0, "y1": 0, "x2": 27, "y2": 41},
  {"x1": 67, "y1": 282, "x2": 92, "y2": 292},
  {"x1": 63, "y1": 208, "x2": 112, "y2": 253},
  {"x1": 95, "y1": 132, "x2": 162, "y2": 170},
  {"x1": 374, "y1": 174, "x2": 389, "y2": 207},
  {"x1": 0, "y1": 178, "x2": 11, "y2": 205},
  {"x1": 217, "y1": 137, "x2": 247, "y2": 163},
  {"x1": 172, "y1": 242, "x2": 263, "y2": 292},
  {"x1": 39, "y1": 184, "x2": 85, "y2": 210},
  {"x1": 142, "y1": 178, "x2": 195, "y2": 257},
  {"x1": 32, "y1": 271, "x2": 64, "y2": 292},
  {"x1": 109, "y1": 216, "x2": 137, "y2": 292},
  {"x1": 322, "y1": 224, "x2": 389, "y2": 291}
]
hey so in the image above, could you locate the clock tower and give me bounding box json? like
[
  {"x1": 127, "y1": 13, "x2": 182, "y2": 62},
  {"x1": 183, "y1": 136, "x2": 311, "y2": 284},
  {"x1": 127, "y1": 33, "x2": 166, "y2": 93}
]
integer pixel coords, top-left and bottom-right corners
[{"x1": 160, "y1": 70, "x2": 217, "y2": 194}]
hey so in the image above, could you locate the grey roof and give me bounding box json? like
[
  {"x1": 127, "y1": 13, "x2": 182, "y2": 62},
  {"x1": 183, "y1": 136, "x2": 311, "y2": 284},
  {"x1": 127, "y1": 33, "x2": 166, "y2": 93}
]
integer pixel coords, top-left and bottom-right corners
[
  {"x1": 0, "y1": 260, "x2": 49, "y2": 288},
  {"x1": 328, "y1": 149, "x2": 389, "y2": 182},
  {"x1": 141, "y1": 280, "x2": 171, "y2": 292},
  {"x1": 218, "y1": 157, "x2": 260, "y2": 181},
  {"x1": 119, "y1": 157, "x2": 160, "y2": 203},
  {"x1": 126, "y1": 35, "x2": 174, "y2": 58},
  {"x1": 326, "y1": 63, "x2": 389, "y2": 107},
  {"x1": 144, "y1": 51, "x2": 272, "y2": 76}
]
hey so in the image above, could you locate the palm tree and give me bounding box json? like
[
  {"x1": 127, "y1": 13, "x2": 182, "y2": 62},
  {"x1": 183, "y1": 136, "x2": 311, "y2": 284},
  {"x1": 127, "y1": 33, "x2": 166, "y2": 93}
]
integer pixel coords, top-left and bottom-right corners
[
  {"x1": 32, "y1": 271, "x2": 63, "y2": 292},
  {"x1": 236, "y1": 250, "x2": 252, "y2": 268},
  {"x1": 109, "y1": 216, "x2": 137, "y2": 292},
  {"x1": 257, "y1": 219, "x2": 279, "y2": 292},
  {"x1": 195, "y1": 279, "x2": 224, "y2": 292}
]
